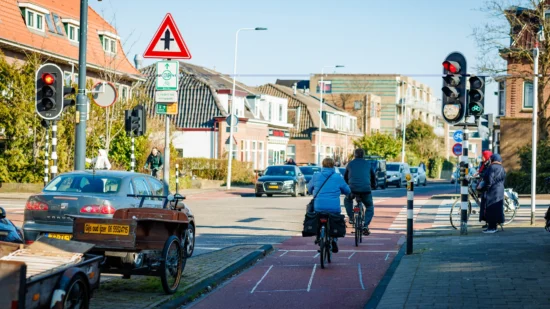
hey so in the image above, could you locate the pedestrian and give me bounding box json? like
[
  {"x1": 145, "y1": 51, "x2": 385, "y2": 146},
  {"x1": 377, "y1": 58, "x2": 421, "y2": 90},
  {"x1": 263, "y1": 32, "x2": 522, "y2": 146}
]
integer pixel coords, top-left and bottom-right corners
[
  {"x1": 479, "y1": 154, "x2": 506, "y2": 233},
  {"x1": 144, "y1": 147, "x2": 164, "y2": 178},
  {"x1": 85, "y1": 149, "x2": 111, "y2": 170},
  {"x1": 286, "y1": 158, "x2": 297, "y2": 165},
  {"x1": 476, "y1": 150, "x2": 493, "y2": 228},
  {"x1": 307, "y1": 157, "x2": 351, "y2": 253},
  {"x1": 343, "y1": 148, "x2": 376, "y2": 235}
]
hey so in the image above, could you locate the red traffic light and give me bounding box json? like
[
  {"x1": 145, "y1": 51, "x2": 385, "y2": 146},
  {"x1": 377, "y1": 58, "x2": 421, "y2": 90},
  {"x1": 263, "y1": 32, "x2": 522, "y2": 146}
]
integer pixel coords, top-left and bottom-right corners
[
  {"x1": 443, "y1": 61, "x2": 461, "y2": 74},
  {"x1": 41, "y1": 73, "x2": 55, "y2": 85}
]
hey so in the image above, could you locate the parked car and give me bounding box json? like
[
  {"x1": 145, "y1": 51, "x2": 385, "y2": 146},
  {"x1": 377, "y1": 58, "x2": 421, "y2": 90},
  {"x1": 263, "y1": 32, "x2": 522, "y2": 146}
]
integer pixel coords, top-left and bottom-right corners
[
  {"x1": 410, "y1": 166, "x2": 427, "y2": 186},
  {"x1": 256, "y1": 165, "x2": 307, "y2": 197},
  {"x1": 299, "y1": 166, "x2": 321, "y2": 184},
  {"x1": 386, "y1": 162, "x2": 410, "y2": 188},
  {"x1": 365, "y1": 158, "x2": 387, "y2": 189},
  {"x1": 22, "y1": 170, "x2": 196, "y2": 257}
]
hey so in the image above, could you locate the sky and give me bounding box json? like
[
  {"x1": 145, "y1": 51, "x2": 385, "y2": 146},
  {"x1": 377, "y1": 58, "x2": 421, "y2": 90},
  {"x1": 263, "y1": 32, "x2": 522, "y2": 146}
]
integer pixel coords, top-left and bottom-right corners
[{"x1": 90, "y1": 0, "x2": 500, "y2": 115}]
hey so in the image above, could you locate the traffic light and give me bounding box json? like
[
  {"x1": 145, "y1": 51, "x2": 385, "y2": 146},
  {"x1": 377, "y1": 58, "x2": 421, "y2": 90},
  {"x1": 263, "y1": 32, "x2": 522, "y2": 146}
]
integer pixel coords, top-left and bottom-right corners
[
  {"x1": 468, "y1": 76, "x2": 485, "y2": 118},
  {"x1": 36, "y1": 64, "x2": 64, "y2": 120},
  {"x1": 441, "y1": 52, "x2": 467, "y2": 125},
  {"x1": 63, "y1": 86, "x2": 76, "y2": 109},
  {"x1": 125, "y1": 104, "x2": 146, "y2": 137}
]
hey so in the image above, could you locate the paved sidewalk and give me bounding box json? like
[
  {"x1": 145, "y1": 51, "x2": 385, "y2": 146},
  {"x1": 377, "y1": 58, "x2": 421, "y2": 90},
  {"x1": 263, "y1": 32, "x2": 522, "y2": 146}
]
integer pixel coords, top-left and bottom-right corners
[
  {"x1": 90, "y1": 244, "x2": 271, "y2": 309},
  {"x1": 372, "y1": 227, "x2": 550, "y2": 309}
]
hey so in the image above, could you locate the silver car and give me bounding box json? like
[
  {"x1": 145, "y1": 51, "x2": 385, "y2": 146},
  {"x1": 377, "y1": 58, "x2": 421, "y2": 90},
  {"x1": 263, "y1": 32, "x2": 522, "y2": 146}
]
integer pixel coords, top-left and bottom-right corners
[{"x1": 22, "y1": 170, "x2": 196, "y2": 256}]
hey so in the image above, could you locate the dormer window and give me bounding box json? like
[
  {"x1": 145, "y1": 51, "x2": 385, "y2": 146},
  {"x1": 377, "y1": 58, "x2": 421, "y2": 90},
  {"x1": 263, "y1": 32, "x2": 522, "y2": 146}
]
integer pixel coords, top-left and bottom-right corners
[
  {"x1": 19, "y1": 3, "x2": 49, "y2": 32},
  {"x1": 62, "y1": 19, "x2": 80, "y2": 42},
  {"x1": 98, "y1": 31, "x2": 120, "y2": 54}
]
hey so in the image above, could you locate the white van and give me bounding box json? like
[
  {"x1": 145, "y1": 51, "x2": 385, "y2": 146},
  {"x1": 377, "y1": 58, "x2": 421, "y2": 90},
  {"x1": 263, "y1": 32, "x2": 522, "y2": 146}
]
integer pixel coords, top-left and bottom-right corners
[{"x1": 386, "y1": 162, "x2": 411, "y2": 188}]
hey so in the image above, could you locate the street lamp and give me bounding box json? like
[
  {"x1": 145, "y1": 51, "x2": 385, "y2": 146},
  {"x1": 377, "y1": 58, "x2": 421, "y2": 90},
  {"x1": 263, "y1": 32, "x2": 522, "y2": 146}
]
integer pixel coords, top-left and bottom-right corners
[
  {"x1": 400, "y1": 84, "x2": 412, "y2": 164},
  {"x1": 226, "y1": 27, "x2": 267, "y2": 191},
  {"x1": 317, "y1": 65, "x2": 344, "y2": 165}
]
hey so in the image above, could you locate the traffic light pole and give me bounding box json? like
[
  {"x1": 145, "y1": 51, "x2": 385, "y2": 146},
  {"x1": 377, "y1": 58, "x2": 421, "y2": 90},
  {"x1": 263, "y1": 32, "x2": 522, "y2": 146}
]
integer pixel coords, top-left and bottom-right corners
[
  {"x1": 460, "y1": 126, "x2": 469, "y2": 235},
  {"x1": 51, "y1": 120, "x2": 58, "y2": 179},
  {"x1": 130, "y1": 133, "x2": 135, "y2": 172},
  {"x1": 164, "y1": 115, "x2": 170, "y2": 186},
  {"x1": 44, "y1": 123, "x2": 50, "y2": 187},
  {"x1": 531, "y1": 45, "x2": 539, "y2": 226},
  {"x1": 74, "y1": 0, "x2": 88, "y2": 171}
]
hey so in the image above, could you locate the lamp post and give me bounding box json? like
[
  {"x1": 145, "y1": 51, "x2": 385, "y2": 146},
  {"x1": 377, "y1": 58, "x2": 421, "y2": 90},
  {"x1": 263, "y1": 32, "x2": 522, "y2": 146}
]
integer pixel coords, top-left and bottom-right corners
[
  {"x1": 226, "y1": 27, "x2": 267, "y2": 191},
  {"x1": 317, "y1": 65, "x2": 344, "y2": 165},
  {"x1": 401, "y1": 85, "x2": 412, "y2": 164},
  {"x1": 531, "y1": 26, "x2": 544, "y2": 224}
]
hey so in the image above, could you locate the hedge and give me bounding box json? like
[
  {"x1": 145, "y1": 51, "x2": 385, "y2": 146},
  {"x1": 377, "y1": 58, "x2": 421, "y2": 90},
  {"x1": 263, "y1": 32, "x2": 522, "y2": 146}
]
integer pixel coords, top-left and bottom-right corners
[
  {"x1": 175, "y1": 157, "x2": 254, "y2": 184},
  {"x1": 505, "y1": 171, "x2": 550, "y2": 194}
]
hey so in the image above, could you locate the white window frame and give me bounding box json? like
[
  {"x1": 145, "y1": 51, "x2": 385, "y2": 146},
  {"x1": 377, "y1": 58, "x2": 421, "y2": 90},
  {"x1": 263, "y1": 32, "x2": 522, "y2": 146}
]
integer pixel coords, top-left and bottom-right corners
[
  {"x1": 258, "y1": 142, "x2": 264, "y2": 170},
  {"x1": 63, "y1": 71, "x2": 72, "y2": 86},
  {"x1": 68, "y1": 24, "x2": 79, "y2": 42},
  {"x1": 25, "y1": 10, "x2": 45, "y2": 32},
  {"x1": 286, "y1": 145, "x2": 296, "y2": 160},
  {"x1": 523, "y1": 81, "x2": 534, "y2": 109},
  {"x1": 119, "y1": 84, "x2": 130, "y2": 101}
]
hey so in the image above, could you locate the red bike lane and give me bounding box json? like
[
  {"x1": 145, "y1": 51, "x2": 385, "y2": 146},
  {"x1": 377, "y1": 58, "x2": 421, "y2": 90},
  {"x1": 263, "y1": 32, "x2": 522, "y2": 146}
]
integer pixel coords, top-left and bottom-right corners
[{"x1": 188, "y1": 197, "x2": 407, "y2": 309}]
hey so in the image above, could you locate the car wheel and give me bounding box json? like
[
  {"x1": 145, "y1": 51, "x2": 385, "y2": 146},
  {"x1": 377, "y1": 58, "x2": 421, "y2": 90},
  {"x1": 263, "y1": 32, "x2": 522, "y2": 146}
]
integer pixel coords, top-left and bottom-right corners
[
  {"x1": 423, "y1": 179, "x2": 427, "y2": 186},
  {"x1": 397, "y1": 181, "x2": 402, "y2": 188},
  {"x1": 267, "y1": 194, "x2": 273, "y2": 197},
  {"x1": 184, "y1": 223, "x2": 195, "y2": 258},
  {"x1": 291, "y1": 184, "x2": 298, "y2": 197},
  {"x1": 255, "y1": 193, "x2": 262, "y2": 197},
  {"x1": 300, "y1": 184, "x2": 307, "y2": 196}
]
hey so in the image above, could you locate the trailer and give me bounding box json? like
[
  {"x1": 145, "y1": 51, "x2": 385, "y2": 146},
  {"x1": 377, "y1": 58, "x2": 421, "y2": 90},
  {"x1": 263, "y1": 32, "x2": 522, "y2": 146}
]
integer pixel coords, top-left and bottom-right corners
[{"x1": 0, "y1": 237, "x2": 101, "y2": 309}]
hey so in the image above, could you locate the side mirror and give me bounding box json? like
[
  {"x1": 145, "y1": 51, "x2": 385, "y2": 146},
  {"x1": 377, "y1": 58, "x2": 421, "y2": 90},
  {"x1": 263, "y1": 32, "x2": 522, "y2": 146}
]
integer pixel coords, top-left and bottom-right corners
[
  {"x1": 167, "y1": 194, "x2": 174, "y2": 202},
  {"x1": 0, "y1": 207, "x2": 6, "y2": 219}
]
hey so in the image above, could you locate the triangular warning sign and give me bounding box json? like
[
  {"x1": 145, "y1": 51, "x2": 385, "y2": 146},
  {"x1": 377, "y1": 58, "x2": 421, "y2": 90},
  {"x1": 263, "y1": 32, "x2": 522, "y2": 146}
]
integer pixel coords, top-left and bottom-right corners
[{"x1": 143, "y1": 13, "x2": 192, "y2": 59}]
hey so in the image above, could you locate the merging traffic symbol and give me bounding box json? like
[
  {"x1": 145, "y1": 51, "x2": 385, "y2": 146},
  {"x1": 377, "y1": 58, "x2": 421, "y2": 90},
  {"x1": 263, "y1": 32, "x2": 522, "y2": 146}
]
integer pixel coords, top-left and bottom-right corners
[{"x1": 143, "y1": 13, "x2": 192, "y2": 59}]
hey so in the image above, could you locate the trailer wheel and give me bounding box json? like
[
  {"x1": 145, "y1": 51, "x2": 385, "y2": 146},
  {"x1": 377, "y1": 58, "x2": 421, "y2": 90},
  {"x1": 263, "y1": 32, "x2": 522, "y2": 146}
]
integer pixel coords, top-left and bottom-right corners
[
  {"x1": 160, "y1": 235, "x2": 184, "y2": 294},
  {"x1": 63, "y1": 274, "x2": 90, "y2": 309}
]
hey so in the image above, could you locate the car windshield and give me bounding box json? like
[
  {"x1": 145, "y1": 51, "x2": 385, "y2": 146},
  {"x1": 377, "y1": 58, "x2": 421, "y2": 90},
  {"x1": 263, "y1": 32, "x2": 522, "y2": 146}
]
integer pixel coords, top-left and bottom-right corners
[
  {"x1": 264, "y1": 166, "x2": 296, "y2": 176},
  {"x1": 387, "y1": 164, "x2": 400, "y2": 172},
  {"x1": 300, "y1": 167, "x2": 321, "y2": 175},
  {"x1": 44, "y1": 175, "x2": 122, "y2": 194},
  {"x1": 410, "y1": 168, "x2": 418, "y2": 173}
]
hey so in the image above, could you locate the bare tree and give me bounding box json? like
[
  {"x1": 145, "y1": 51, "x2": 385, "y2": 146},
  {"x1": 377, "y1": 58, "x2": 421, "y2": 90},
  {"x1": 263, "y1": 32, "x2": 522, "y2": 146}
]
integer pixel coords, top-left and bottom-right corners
[{"x1": 474, "y1": 0, "x2": 550, "y2": 139}]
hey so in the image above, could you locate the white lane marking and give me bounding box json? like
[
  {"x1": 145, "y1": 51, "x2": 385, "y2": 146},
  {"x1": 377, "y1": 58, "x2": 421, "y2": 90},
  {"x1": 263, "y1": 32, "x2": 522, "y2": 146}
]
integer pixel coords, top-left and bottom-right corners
[
  {"x1": 307, "y1": 264, "x2": 317, "y2": 292},
  {"x1": 195, "y1": 247, "x2": 222, "y2": 251},
  {"x1": 313, "y1": 253, "x2": 320, "y2": 258},
  {"x1": 385, "y1": 253, "x2": 390, "y2": 261},
  {"x1": 348, "y1": 252, "x2": 356, "y2": 260},
  {"x1": 250, "y1": 265, "x2": 273, "y2": 294},
  {"x1": 358, "y1": 263, "x2": 365, "y2": 290},
  {"x1": 283, "y1": 249, "x2": 398, "y2": 253},
  {"x1": 254, "y1": 289, "x2": 308, "y2": 293},
  {"x1": 279, "y1": 250, "x2": 289, "y2": 257}
]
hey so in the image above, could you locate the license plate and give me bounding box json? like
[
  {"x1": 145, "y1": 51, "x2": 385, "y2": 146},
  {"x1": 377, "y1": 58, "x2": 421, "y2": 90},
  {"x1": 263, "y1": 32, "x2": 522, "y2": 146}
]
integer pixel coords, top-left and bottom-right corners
[
  {"x1": 46, "y1": 233, "x2": 72, "y2": 241},
  {"x1": 84, "y1": 223, "x2": 130, "y2": 235},
  {"x1": 268, "y1": 186, "x2": 278, "y2": 189}
]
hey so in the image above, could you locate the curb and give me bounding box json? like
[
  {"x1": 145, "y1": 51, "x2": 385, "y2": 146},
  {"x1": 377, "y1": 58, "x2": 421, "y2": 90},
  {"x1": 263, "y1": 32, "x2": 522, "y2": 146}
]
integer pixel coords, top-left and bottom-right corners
[
  {"x1": 364, "y1": 243, "x2": 406, "y2": 309},
  {"x1": 430, "y1": 194, "x2": 459, "y2": 200},
  {"x1": 159, "y1": 244, "x2": 273, "y2": 309}
]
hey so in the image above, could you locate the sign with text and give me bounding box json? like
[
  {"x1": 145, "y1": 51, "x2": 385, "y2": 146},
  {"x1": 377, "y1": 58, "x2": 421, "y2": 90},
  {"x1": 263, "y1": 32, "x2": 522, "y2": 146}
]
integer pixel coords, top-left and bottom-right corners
[
  {"x1": 155, "y1": 90, "x2": 178, "y2": 103},
  {"x1": 156, "y1": 61, "x2": 179, "y2": 91},
  {"x1": 269, "y1": 129, "x2": 290, "y2": 138},
  {"x1": 156, "y1": 103, "x2": 177, "y2": 115}
]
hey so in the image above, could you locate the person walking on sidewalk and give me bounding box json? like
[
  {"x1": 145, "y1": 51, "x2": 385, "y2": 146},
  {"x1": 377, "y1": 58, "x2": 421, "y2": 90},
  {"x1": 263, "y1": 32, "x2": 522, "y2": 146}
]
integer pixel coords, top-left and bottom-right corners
[
  {"x1": 344, "y1": 148, "x2": 376, "y2": 236},
  {"x1": 479, "y1": 154, "x2": 506, "y2": 233},
  {"x1": 285, "y1": 158, "x2": 297, "y2": 165},
  {"x1": 307, "y1": 157, "x2": 351, "y2": 253},
  {"x1": 476, "y1": 150, "x2": 493, "y2": 228},
  {"x1": 144, "y1": 147, "x2": 164, "y2": 178}
]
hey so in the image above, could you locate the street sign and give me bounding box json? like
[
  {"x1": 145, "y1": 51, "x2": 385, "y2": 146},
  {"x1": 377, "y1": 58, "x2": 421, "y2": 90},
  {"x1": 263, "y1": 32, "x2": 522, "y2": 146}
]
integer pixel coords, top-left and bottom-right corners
[
  {"x1": 452, "y1": 143, "x2": 462, "y2": 157},
  {"x1": 91, "y1": 82, "x2": 117, "y2": 108},
  {"x1": 156, "y1": 61, "x2": 179, "y2": 91},
  {"x1": 143, "y1": 13, "x2": 192, "y2": 59},
  {"x1": 226, "y1": 114, "x2": 239, "y2": 127},
  {"x1": 453, "y1": 130, "x2": 463, "y2": 143},
  {"x1": 156, "y1": 103, "x2": 178, "y2": 115},
  {"x1": 155, "y1": 90, "x2": 178, "y2": 102}
]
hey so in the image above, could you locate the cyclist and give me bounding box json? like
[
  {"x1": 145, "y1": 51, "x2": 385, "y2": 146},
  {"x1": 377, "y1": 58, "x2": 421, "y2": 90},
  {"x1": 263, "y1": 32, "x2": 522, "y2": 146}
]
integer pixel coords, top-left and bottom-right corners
[
  {"x1": 344, "y1": 148, "x2": 376, "y2": 236},
  {"x1": 144, "y1": 147, "x2": 164, "y2": 178},
  {"x1": 307, "y1": 157, "x2": 351, "y2": 253}
]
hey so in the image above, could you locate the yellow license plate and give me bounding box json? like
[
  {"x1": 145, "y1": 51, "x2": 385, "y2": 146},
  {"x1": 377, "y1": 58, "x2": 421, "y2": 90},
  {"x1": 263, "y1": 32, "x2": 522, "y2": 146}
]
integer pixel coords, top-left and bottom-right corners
[
  {"x1": 268, "y1": 186, "x2": 278, "y2": 189},
  {"x1": 84, "y1": 223, "x2": 130, "y2": 235},
  {"x1": 46, "y1": 233, "x2": 72, "y2": 241}
]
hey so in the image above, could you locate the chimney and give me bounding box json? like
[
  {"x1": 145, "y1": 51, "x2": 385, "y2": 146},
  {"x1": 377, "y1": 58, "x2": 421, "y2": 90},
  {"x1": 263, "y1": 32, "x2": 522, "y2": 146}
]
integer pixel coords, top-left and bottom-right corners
[
  {"x1": 292, "y1": 83, "x2": 297, "y2": 95},
  {"x1": 134, "y1": 54, "x2": 143, "y2": 69}
]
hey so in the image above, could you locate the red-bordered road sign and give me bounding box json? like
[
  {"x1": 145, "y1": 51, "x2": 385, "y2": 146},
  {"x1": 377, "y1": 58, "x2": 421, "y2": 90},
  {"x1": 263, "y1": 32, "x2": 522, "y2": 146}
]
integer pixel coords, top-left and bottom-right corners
[
  {"x1": 452, "y1": 143, "x2": 462, "y2": 157},
  {"x1": 143, "y1": 13, "x2": 192, "y2": 59}
]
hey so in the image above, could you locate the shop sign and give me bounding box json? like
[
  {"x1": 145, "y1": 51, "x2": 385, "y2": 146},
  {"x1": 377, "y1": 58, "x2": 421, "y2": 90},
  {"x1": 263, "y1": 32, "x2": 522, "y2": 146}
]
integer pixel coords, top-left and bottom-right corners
[{"x1": 269, "y1": 129, "x2": 290, "y2": 138}]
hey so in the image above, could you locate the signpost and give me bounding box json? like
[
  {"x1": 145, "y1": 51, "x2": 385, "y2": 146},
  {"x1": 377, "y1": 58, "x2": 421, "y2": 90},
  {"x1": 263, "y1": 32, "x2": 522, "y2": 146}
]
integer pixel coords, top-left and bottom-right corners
[
  {"x1": 144, "y1": 13, "x2": 192, "y2": 186},
  {"x1": 453, "y1": 130, "x2": 463, "y2": 143},
  {"x1": 452, "y1": 143, "x2": 462, "y2": 157}
]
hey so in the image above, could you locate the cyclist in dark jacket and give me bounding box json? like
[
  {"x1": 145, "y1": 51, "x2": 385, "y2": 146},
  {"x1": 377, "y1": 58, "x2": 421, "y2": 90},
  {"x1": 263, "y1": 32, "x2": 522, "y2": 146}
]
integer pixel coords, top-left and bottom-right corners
[
  {"x1": 344, "y1": 148, "x2": 376, "y2": 235},
  {"x1": 144, "y1": 147, "x2": 164, "y2": 178}
]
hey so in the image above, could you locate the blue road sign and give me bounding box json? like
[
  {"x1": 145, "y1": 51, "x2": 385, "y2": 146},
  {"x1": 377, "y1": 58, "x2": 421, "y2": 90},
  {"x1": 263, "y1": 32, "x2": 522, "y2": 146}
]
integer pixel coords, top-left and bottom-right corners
[
  {"x1": 452, "y1": 143, "x2": 462, "y2": 157},
  {"x1": 453, "y1": 131, "x2": 463, "y2": 143}
]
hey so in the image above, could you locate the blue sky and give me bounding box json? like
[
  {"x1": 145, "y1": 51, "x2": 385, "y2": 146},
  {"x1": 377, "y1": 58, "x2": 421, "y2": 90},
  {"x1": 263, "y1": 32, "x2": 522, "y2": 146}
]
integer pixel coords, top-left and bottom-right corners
[{"x1": 90, "y1": 0, "x2": 500, "y2": 114}]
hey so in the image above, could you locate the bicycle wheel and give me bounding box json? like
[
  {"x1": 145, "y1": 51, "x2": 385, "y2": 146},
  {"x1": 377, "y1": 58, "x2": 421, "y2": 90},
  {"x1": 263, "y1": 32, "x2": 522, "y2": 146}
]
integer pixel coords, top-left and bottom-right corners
[
  {"x1": 326, "y1": 234, "x2": 332, "y2": 264},
  {"x1": 360, "y1": 210, "x2": 364, "y2": 243},
  {"x1": 450, "y1": 199, "x2": 472, "y2": 230},
  {"x1": 319, "y1": 227, "x2": 326, "y2": 269},
  {"x1": 503, "y1": 197, "x2": 518, "y2": 225},
  {"x1": 354, "y1": 214, "x2": 360, "y2": 247}
]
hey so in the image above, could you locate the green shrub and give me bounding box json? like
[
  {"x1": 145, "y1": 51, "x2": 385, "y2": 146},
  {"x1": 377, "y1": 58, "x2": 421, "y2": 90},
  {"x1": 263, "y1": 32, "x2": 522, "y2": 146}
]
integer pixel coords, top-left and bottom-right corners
[
  {"x1": 505, "y1": 171, "x2": 550, "y2": 194},
  {"x1": 175, "y1": 158, "x2": 254, "y2": 184}
]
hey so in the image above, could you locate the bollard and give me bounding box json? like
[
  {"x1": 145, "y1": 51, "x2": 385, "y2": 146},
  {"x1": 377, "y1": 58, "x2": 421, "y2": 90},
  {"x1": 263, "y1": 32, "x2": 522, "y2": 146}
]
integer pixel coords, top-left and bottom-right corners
[
  {"x1": 406, "y1": 174, "x2": 414, "y2": 255},
  {"x1": 175, "y1": 164, "x2": 179, "y2": 193},
  {"x1": 130, "y1": 134, "x2": 135, "y2": 172}
]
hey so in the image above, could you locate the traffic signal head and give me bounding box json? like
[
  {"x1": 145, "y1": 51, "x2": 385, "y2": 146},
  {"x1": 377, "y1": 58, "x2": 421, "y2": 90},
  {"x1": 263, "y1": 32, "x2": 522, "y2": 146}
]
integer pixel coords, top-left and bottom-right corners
[
  {"x1": 468, "y1": 76, "x2": 485, "y2": 118},
  {"x1": 36, "y1": 64, "x2": 64, "y2": 120},
  {"x1": 125, "y1": 104, "x2": 147, "y2": 137},
  {"x1": 63, "y1": 87, "x2": 76, "y2": 109},
  {"x1": 441, "y1": 52, "x2": 467, "y2": 125}
]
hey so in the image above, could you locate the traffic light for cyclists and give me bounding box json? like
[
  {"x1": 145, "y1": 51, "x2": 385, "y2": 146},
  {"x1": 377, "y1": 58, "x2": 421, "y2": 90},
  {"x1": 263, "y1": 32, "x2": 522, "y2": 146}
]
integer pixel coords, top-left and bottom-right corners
[
  {"x1": 125, "y1": 104, "x2": 146, "y2": 137},
  {"x1": 441, "y1": 52, "x2": 467, "y2": 125},
  {"x1": 468, "y1": 76, "x2": 485, "y2": 118}
]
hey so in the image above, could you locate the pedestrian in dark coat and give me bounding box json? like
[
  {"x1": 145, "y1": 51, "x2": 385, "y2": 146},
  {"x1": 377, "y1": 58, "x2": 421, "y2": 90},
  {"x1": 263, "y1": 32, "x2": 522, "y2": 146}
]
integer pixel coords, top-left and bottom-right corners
[
  {"x1": 476, "y1": 150, "x2": 493, "y2": 226},
  {"x1": 480, "y1": 154, "x2": 506, "y2": 233}
]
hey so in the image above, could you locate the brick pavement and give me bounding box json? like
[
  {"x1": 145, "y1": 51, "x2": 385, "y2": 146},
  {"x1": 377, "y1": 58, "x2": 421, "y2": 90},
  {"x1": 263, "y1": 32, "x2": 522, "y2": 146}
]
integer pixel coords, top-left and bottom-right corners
[
  {"x1": 374, "y1": 227, "x2": 550, "y2": 309},
  {"x1": 90, "y1": 244, "x2": 267, "y2": 309}
]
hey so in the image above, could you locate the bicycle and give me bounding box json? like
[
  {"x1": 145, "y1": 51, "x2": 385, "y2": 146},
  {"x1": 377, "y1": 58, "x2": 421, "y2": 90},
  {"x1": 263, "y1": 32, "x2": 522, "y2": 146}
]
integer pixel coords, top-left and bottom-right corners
[
  {"x1": 349, "y1": 195, "x2": 364, "y2": 247},
  {"x1": 315, "y1": 212, "x2": 333, "y2": 269},
  {"x1": 449, "y1": 176, "x2": 519, "y2": 229}
]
